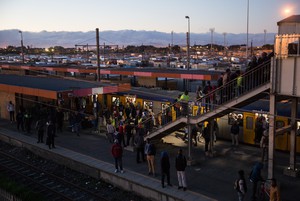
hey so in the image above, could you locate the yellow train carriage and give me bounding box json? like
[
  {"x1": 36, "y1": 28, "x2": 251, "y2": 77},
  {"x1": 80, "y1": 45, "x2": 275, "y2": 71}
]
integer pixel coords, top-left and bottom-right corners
[
  {"x1": 242, "y1": 112, "x2": 290, "y2": 151},
  {"x1": 106, "y1": 93, "x2": 174, "y2": 120}
]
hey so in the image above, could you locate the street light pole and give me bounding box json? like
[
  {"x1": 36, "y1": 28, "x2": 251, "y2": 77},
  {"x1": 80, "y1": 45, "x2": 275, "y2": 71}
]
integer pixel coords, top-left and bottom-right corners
[
  {"x1": 223, "y1": 32, "x2": 227, "y2": 56},
  {"x1": 18, "y1": 31, "x2": 24, "y2": 64},
  {"x1": 171, "y1": 30, "x2": 174, "y2": 48},
  {"x1": 264, "y1": 29, "x2": 267, "y2": 46},
  {"x1": 185, "y1": 16, "x2": 193, "y2": 164},
  {"x1": 246, "y1": 0, "x2": 249, "y2": 59},
  {"x1": 96, "y1": 28, "x2": 100, "y2": 82},
  {"x1": 209, "y1": 28, "x2": 215, "y2": 54},
  {"x1": 185, "y1": 16, "x2": 190, "y2": 71}
]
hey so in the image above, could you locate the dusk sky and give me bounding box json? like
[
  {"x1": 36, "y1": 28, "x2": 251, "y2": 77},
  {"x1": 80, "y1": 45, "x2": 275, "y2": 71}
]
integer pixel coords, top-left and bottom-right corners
[{"x1": 1, "y1": 0, "x2": 299, "y2": 34}]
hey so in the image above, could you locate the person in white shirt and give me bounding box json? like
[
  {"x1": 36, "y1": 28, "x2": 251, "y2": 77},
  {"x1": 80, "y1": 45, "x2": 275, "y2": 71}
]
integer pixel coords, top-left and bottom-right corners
[{"x1": 7, "y1": 101, "x2": 15, "y2": 123}]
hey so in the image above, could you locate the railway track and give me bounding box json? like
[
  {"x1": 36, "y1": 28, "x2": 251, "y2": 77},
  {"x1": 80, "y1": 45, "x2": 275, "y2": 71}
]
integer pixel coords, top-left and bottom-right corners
[{"x1": 0, "y1": 150, "x2": 111, "y2": 201}]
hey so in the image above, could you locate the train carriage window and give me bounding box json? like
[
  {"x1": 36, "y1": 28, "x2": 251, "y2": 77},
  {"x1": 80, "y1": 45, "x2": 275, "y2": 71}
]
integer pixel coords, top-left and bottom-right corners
[
  {"x1": 246, "y1": 117, "x2": 253, "y2": 129},
  {"x1": 161, "y1": 103, "x2": 170, "y2": 115},
  {"x1": 125, "y1": 95, "x2": 136, "y2": 104},
  {"x1": 112, "y1": 97, "x2": 120, "y2": 106},
  {"x1": 144, "y1": 101, "x2": 153, "y2": 111},
  {"x1": 228, "y1": 113, "x2": 243, "y2": 126},
  {"x1": 276, "y1": 120, "x2": 285, "y2": 129}
]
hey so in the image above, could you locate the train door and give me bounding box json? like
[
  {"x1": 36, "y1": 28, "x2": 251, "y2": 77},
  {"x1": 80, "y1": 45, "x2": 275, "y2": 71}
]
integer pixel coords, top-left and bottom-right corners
[
  {"x1": 119, "y1": 96, "x2": 126, "y2": 107},
  {"x1": 135, "y1": 98, "x2": 143, "y2": 112},
  {"x1": 243, "y1": 112, "x2": 256, "y2": 145},
  {"x1": 106, "y1": 94, "x2": 113, "y2": 109},
  {"x1": 275, "y1": 116, "x2": 288, "y2": 151}
]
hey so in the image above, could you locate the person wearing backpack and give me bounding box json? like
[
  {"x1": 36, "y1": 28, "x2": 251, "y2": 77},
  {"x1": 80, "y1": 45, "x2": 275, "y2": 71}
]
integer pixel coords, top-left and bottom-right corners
[{"x1": 234, "y1": 169, "x2": 247, "y2": 201}]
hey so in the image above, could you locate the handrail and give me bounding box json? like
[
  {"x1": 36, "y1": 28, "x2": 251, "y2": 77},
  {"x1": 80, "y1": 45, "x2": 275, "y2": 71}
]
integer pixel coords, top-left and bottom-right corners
[
  {"x1": 143, "y1": 60, "x2": 271, "y2": 137},
  {"x1": 197, "y1": 60, "x2": 271, "y2": 111}
]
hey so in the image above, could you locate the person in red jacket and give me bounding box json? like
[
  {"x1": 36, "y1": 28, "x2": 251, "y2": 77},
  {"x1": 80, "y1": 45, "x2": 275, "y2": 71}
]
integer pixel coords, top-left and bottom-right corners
[{"x1": 111, "y1": 139, "x2": 124, "y2": 173}]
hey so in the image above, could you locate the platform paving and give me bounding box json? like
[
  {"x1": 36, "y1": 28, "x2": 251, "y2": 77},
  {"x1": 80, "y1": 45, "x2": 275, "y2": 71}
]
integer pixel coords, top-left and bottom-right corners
[{"x1": 0, "y1": 118, "x2": 299, "y2": 201}]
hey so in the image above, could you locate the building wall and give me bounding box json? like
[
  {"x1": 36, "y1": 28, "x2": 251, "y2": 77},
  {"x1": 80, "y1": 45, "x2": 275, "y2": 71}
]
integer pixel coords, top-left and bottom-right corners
[
  {"x1": 156, "y1": 80, "x2": 177, "y2": 90},
  {"x1": 137, "y1": 77, "x2": 157, "y2": 87},
  {"x1": 278, "y1": 23, "x2": 300, "y2": 34},
  {"x1": 277, "y1": 57, "x2": 300, "y2": 96},
  {"x1": 0, "y1": 69, "x2": 26, "y2": 75}
]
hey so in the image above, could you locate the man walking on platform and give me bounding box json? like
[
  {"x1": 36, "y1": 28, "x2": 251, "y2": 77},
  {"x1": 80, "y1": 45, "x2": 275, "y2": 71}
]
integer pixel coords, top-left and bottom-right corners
[
  {"x1": 175, "y1": 149, "x2": 187, "y2": 191},
  {"x1": 160, "y1": 151, "x2": 172, "y2": 188}
]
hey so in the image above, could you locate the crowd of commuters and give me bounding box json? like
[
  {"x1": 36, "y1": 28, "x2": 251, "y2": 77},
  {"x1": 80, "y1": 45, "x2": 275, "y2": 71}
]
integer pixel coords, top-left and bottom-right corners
[
  {"x1": 69, "y1": 52, "x2": 274, "y2": 142},
  {"x1": 4, "y1": 51, "x2": 279, "y2": 197},
  {"x1": 8, "y1": 99, "x2": 69, "y2": 149}
]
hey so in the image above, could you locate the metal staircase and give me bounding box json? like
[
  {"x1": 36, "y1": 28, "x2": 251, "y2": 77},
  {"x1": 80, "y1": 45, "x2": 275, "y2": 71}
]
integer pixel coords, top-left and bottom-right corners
[{"x1": 146, "y1": 60, "x2": 272, "y2": 139}]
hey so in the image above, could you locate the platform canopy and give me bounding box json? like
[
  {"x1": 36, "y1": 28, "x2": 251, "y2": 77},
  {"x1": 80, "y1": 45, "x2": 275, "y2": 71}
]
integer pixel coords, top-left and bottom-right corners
[{"x1": 0, "y1": 74, "x2": 130, "y2": 100}]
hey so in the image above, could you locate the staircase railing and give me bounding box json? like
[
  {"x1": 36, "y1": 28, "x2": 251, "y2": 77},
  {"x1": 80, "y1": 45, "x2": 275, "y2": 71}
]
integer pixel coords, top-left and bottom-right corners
[
  {"x1": 196, "y1": 60, "x2": 271, "y2": 115},
  {"x1": 143, "y1": 60, "x2": 271, "y2": 137}
]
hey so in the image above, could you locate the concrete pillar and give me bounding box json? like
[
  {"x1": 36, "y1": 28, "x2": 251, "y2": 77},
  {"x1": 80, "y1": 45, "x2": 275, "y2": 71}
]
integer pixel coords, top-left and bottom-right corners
[
  {"x1": 187, "y1": 116, "x2": 193, "y2": 165},
  {"x1": 209, "y1": 119, "x2": 214, "y2": 156},
  {"x1": 268, "y1": 94, "x2": 276, "y2": 179},
  {"x1": 284, "y1": 97, "x2": 300, "y2": 177},
  {"x1": 290, "y1": 98, "x2": 297, "y2": 170}
]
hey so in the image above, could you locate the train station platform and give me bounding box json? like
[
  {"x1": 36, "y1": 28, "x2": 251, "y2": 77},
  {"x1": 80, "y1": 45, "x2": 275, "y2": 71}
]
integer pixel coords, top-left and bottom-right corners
[{"x1": 0, "y1": 118, "x2": 299, "y2": 201}]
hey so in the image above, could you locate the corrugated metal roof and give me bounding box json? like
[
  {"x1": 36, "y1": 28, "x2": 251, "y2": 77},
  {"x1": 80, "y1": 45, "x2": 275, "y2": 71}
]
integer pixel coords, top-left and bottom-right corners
[
  {"x1": 277, "y1": 15, "x2": 300, "y2": 25},
  {"x1": 116, "y1": 87, "x2": 197, "y2": 102},
  {"x1": 0, "y1": 74, "x2": 114, "y2": 92}
]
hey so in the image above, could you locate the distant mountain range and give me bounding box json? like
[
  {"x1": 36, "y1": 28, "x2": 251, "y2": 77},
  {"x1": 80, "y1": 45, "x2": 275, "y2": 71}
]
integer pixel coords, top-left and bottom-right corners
[{"x1": 0, "y1": 29, "x2": 276, "y2": 48}]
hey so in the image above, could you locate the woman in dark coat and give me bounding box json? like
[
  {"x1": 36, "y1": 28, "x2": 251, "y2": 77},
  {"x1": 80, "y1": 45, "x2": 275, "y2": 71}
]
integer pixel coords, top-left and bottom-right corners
[{"x1": 160, "y1": 151, "x2": 172, "y2": 188}]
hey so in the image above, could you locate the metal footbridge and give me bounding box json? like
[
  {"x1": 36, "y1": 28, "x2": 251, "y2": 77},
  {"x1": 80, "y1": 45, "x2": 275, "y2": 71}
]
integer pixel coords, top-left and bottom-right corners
[{"x1": 146, "y1": 61, "x2": 271, "y2": 139}]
